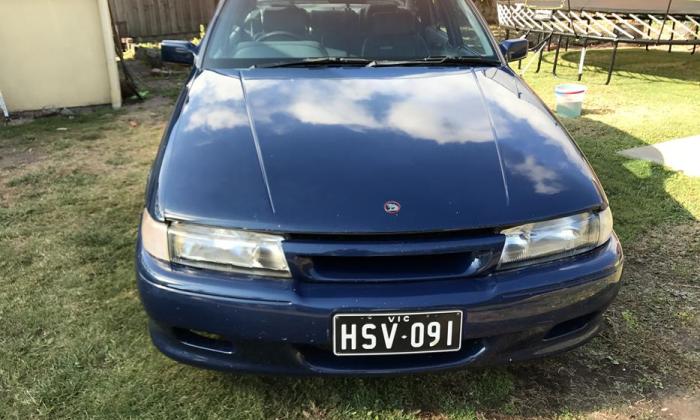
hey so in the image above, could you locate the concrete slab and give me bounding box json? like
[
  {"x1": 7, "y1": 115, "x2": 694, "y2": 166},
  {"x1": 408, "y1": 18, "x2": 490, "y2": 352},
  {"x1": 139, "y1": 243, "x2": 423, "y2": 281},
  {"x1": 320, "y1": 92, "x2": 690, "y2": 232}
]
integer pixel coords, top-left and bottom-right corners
[{"x1": 618, "y1": 135, "x2": 700, "y2": 177}]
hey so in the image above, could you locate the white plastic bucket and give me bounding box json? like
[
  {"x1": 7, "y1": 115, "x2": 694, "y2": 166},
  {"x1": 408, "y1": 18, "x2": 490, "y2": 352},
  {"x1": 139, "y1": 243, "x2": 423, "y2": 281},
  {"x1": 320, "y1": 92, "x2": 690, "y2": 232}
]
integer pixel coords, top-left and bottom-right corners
[{"x1": 555, "y1": 84, "x2": 587, "y2": 118}]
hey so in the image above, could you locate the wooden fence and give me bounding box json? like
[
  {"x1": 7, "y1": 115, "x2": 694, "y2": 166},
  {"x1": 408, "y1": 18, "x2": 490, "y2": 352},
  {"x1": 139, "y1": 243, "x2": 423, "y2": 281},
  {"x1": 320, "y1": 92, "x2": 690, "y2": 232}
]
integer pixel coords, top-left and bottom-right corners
[
  {"x1": 109, "y1": 0, "x2": 496, "y2": 39},
  {"x1": 108, "y1": 0, "x2": 219, "y2": 39}
]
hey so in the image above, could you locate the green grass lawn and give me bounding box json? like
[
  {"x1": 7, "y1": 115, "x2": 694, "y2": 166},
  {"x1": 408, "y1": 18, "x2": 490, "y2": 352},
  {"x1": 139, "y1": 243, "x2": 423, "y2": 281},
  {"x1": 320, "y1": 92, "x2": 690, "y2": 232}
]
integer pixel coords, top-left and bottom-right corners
[{"x1": 1, "y1": 49, "x2": 698, "y2": 419}]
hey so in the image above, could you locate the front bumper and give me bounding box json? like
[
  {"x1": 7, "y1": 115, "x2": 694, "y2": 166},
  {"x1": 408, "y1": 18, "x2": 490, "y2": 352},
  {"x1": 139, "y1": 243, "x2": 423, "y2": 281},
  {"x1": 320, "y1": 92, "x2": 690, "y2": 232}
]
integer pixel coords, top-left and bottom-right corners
[{"x1": 137, "y1": 235, "x2": 623, "y2": 375}]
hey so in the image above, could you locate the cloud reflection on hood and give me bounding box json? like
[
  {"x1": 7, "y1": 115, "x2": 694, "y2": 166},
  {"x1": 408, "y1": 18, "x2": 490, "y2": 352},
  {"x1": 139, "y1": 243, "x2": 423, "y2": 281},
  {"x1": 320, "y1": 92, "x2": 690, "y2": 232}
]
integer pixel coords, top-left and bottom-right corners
[
  {"x1": 178, "y1": 68, "x2": 604, "y2": 199},
  {"x1": 510, "y1": 155, "x2": 563, "y2": 195},
  {"x1": 183, "y1": 69, "x2": 495, "y2": 143}
]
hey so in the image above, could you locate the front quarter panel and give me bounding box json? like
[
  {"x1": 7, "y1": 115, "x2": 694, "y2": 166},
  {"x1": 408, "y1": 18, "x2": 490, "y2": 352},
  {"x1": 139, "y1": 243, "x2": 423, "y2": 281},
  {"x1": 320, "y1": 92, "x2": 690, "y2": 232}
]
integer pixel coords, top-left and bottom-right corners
[
  {"x1": 145, "y1": 67, "x2": 200, "y2": 220},
  {"x1": 475, "y1": 68, "x2": 605, "y2": 220},
  {"x1": 153, "y1": 70, "x2": 275, "y2": 225}
]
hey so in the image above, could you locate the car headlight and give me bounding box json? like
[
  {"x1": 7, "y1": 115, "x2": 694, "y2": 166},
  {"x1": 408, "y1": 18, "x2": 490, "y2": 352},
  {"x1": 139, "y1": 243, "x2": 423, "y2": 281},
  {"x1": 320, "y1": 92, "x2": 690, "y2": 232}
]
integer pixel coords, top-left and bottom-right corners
[
  {"x1": 140, "y1": 210, "x2": 290, "y2": 278},
  {"x1": 498, "y1": 208, "x2": 613, "y2": 269}
]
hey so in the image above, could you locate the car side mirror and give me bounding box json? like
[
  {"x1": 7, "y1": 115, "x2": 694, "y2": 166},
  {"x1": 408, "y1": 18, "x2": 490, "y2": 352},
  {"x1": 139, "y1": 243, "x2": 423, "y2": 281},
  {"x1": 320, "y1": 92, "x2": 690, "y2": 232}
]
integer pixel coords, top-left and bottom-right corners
[
  {"x1": 161, "y1": 40, "x2": 199, "y2": 65},
  {"x1": 499, "y1": 39, "x2": 528, "y2": 62}
]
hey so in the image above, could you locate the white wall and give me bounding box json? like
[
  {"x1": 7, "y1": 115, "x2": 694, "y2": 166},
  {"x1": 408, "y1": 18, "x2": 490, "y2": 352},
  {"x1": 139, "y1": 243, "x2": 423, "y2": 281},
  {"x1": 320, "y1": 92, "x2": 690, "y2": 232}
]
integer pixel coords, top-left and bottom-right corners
[{"x1": 0, "y1": 0, "x2": 121, "y2": 112}]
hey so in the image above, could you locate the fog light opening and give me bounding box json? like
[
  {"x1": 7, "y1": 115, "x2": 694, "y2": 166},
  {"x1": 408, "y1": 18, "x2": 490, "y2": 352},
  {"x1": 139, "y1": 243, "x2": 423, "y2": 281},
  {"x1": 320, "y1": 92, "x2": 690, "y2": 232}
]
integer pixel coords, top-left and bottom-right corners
[
  {"x1": 173, "y1": 328, "x2": 235, "y2": 355},
  {"x1": 544, "y1": 312, "x2": 598, "y2": 341}
]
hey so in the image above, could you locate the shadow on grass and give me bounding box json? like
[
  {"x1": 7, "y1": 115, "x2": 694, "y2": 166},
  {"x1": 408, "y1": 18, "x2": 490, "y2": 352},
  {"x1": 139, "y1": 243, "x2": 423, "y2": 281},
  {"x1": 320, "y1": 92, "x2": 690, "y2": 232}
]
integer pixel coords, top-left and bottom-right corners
[
  {"x1": 554, "y1": 48, "x2": 700, "y2": 83},
  {"x1": 565, "y1": 117, "x2": 697, "y2": 241},
  {"x1": 207, "y1": 118, "x2": 697, "y2": 418}
]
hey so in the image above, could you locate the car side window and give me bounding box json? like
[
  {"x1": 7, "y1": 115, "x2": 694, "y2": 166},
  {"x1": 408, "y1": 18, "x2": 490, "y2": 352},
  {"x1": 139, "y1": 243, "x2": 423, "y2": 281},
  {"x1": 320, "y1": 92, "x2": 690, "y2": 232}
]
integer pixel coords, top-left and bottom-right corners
[
  {"x1": 452, "y1": 7, "x2": 482, "y2": 53},
  {"x1": 430, "y1": 0, "x2": 449, "y2": 36},
  {"x1": 428, "y1": 0, "x2": 492, "y2": 56}
]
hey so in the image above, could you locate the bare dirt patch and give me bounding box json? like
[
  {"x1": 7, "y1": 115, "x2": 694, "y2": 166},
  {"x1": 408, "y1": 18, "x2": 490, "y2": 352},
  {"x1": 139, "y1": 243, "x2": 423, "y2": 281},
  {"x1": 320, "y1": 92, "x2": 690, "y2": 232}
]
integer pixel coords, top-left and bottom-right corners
[
  {"x1": 658, "y1": 393, "x2": 700, "y2": 420},
  {"x1": 0, "y1": 146, "x2": 44, "y2": 171}
]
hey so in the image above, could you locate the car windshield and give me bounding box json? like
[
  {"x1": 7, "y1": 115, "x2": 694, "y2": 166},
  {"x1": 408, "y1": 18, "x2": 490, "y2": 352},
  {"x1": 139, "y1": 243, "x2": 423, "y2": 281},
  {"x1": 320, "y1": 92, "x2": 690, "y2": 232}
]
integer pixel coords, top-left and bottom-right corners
[{"x1": 203, "y1": 0, "x2": 497, "y2": 68}]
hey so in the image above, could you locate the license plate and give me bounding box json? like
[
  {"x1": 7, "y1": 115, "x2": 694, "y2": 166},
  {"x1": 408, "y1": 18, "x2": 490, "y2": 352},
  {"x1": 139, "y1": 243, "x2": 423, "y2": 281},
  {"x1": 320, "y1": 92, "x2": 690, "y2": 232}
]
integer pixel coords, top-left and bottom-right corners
[{"x1": 332, "y1": 310, "x2": 463, "y2": 356}]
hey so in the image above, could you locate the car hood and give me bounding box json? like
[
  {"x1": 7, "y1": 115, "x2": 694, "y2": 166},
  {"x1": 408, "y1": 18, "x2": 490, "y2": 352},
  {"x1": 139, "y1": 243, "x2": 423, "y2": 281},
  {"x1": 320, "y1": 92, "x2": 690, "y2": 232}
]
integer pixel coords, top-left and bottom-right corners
[{"x1": 156, "y1": 67, "x2": 604, "y2": 234}]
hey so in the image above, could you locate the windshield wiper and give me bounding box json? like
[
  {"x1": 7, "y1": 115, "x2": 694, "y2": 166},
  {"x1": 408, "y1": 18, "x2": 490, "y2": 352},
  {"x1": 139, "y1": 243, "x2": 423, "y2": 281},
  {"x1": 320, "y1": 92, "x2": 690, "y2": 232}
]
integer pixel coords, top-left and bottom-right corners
[
  {"x1": 366, "y1": 56, "x2": 501, "y2": 68},
  {"x1": 251, "y1": 56, "x2": 500, "y2": 69},
  {"x1": 252, "y1": 57, "x2": 373, "y2": 69}
]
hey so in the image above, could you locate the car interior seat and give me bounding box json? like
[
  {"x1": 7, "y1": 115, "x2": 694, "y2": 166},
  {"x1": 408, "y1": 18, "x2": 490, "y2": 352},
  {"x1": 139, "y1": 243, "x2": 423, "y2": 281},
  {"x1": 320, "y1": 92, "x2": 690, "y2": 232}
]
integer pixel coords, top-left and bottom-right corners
[
  {"x1": 310, "y1": 9, "x2": 361, "y2": 54},
  {"x1": 258, "y1": 6, "x2": 310, "y2": 40},
  {"x1": 361, "y1": 8, "x2": 429, "y2": 59}
]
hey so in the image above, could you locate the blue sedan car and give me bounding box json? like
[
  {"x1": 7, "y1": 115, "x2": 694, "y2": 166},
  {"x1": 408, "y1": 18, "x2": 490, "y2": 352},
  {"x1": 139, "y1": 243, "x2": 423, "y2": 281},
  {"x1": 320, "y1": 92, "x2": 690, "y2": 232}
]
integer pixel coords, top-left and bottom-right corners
[{"x1": 137, "y1": 0, "x2": 623, "y2": 375}]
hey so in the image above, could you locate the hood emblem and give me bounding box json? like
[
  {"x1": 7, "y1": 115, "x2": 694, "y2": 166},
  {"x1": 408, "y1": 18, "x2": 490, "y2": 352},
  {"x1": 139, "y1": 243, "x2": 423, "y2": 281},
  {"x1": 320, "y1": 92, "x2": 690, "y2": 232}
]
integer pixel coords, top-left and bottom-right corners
[{"x1": 384, "y1": 201, "x2": 401, "y2": 215}]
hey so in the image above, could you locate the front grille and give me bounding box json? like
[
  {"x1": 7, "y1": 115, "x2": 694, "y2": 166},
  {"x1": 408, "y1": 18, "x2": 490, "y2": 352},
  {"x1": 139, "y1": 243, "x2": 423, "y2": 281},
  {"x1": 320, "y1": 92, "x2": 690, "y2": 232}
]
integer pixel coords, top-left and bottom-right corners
[{"x1": 283, "y1": 232, "x2": 505, "y2": 283}]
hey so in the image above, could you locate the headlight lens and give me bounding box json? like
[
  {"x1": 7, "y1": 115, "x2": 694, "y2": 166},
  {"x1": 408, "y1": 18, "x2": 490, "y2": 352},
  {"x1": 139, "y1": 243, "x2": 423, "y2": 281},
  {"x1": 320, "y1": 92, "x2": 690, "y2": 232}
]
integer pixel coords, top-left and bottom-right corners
[
  {"x1": 140, "y1": 210, "x2": 290, "y2": 278},
  {"x1": 169, "y1": 222, "x2": 290, "y2": 277},
  {"x1": 498, "y1": 208, "x2": 613, "y2": 268}
]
